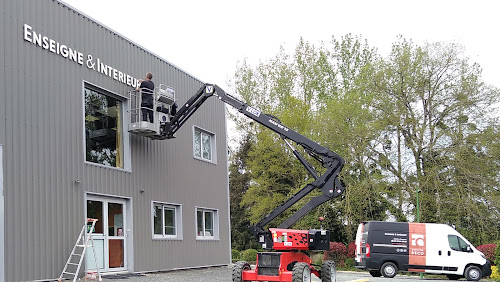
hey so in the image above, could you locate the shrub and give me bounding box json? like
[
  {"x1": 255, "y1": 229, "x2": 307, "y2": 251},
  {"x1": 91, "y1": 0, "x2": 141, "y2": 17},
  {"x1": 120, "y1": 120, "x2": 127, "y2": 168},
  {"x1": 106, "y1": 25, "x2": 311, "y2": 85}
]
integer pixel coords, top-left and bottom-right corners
[
  {"x1": 476, "y1": 244, "x2": 497, "y2": 263},
  {"x1": 491, "y1": 265, "x2": 500, "y2": 280},
  {"x1": 347, "y1": 241, "x2": 356, "y2": 258},
  {"x1": 232, "y1": 249, "x2": 241, "y2": 260},
  {"x1": 344, "y1": 257, "x2": 355, "y2": 269},
  {"x1": 242, "y1": 249, "x2": 258, "y2": 262},
  {"x1": 496, "y1": 242, "x2": 500, "y2": 266},
  {"x1": 311, "y1": 253, "x2": 324, "y2": 266},
  {"x1": 323, "y1": 242, "x2": 347, "y2": 266}
]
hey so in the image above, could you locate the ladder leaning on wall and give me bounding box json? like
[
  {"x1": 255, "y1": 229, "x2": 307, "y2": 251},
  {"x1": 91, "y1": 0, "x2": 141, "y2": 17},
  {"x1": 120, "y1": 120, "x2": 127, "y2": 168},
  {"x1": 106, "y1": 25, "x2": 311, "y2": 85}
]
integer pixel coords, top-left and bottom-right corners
[{"x1": 58, "y1": 218, "x2": 102, "y2": 282}]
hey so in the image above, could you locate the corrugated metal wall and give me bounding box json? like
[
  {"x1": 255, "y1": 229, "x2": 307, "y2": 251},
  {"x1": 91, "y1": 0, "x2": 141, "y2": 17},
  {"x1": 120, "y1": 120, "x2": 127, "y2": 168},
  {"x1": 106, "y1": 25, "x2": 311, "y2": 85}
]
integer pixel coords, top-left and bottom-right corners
[{"x1": 0, "y1": 0, "x2": 230, "y2": 281}]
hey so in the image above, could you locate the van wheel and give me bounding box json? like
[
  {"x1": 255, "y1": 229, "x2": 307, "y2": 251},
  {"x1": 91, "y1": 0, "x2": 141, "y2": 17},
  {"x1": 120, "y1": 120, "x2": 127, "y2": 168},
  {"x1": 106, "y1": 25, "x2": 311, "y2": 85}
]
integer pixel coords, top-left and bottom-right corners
[
  {"x1": 381, "y1": 262, "x2": 398, "y2": 278},
  {"x1": 446, "y1": 274, "x2": 462, "y2": 280},
  {"x1": 321, "y1": 260, "x2": 336, "y2": 282},
  {"x1": 464, "y1": 265, "x2": 482, "y2": 281},
  {"x1": 369, "y1": 270, "x2": 382, "y2": 277}
]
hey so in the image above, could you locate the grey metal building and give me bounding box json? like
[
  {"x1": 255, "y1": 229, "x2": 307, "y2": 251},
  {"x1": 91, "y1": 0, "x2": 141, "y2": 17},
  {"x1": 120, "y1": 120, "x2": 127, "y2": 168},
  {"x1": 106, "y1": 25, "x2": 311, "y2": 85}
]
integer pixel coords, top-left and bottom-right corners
[{"x1": 0, "y1": 1, "x2": 231, "y2": 281}]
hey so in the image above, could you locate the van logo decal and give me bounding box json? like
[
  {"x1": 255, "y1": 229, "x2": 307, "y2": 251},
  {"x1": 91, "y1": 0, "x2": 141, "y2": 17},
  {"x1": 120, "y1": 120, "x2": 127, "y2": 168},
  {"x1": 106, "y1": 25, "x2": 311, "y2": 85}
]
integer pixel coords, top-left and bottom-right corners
[{"x1": 411, "y1": 234, "x2": 425, "y2": 247}]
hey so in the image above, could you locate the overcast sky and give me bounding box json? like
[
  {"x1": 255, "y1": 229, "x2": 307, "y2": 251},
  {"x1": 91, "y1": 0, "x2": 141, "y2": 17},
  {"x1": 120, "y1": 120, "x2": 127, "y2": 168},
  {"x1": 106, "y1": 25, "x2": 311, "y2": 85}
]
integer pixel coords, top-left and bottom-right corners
[{"x1": 62, "y1": 0, "x2": 500, "y2": 91}]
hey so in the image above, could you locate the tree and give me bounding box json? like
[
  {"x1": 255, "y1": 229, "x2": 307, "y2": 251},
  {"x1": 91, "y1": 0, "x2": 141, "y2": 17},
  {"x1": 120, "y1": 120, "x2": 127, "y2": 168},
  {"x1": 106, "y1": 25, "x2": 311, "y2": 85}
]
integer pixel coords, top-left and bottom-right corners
[
  {"x1": 232, "y1": 35, "x2": 384, "y2": 242},
  {"x1": 232, "y1": 40, "x2": 330, "y2": 230},
  {"x1": 371, "y1": 38, "x2": 499, "y2": 244},
  {"x1": 314, "y1": 35, "x2": 394, "y2": 241},
  {"x1": 229, "y1": 35, "x2": 500, "y2": 245},
  {"x1": 229, "y1": 134, "x2": 260, "y2": 250}
]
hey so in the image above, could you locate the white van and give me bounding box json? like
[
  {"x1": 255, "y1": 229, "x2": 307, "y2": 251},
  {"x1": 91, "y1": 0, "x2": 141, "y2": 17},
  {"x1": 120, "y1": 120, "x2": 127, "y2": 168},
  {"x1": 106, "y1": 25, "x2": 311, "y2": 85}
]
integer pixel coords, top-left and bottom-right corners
[{"x1": 355, "y1": 221, "x2": 491, "y2": 281}]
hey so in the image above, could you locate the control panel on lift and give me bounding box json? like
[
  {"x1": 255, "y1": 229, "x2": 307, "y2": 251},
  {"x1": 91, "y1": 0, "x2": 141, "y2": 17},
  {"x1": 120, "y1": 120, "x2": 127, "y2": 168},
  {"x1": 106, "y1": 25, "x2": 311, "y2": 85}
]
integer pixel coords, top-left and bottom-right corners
[
  {"x1": 128, "y1": 84, "x2": 176, "y2": 140},
  {"x1": 267, "y1": 228, "x2": 330, "y2": 251}
]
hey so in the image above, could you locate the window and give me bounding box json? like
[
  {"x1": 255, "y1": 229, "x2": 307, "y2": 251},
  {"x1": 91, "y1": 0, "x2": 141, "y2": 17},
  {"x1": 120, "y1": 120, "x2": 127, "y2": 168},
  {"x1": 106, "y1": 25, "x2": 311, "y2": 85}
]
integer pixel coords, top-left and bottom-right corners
[
  {"x1": 193, "y1": 127, "x2": 216, "y2": 163},
  {"x1": 196, "y1": 208, "x2": 218, "y2": 240},
  {"x1": 152, "y1": 202, "x2": 182, "y2": 239},
  {"x1": 448, "y1": 235, "x2": 470, "y2": 252},
  {"x1": 84, "y1": 86, "x2": 123, "y2": 168}
]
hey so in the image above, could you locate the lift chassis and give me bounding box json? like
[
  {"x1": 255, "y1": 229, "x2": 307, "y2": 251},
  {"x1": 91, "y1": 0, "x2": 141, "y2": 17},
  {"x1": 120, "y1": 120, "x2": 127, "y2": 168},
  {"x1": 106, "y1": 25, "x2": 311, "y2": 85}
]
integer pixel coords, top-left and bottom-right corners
[{"x1": 161, "y1": 84, "x2": 345, "y2": 282}]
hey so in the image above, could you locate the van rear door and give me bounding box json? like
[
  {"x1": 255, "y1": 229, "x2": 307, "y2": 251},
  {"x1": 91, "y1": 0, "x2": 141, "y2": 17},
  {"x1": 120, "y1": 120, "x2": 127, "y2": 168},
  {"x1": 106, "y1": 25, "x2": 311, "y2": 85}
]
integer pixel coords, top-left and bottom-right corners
[{"x1": 355, "y1": 222, "x2": 367, "y2": 268}]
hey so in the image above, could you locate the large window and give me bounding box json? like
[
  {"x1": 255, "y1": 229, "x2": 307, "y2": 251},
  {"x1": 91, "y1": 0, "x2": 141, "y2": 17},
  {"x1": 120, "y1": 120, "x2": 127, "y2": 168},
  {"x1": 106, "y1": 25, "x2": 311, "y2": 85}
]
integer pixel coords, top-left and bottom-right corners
[
  {"x1": 193, "y1": 127, "x2": 216, "y2": 163},
  {"x1": 84, "y1": 87, "x2": 123, "y2": 168},
  {"x1": 152, "y1": 202, "x2": 182, "y2": 239},
  {"x1": 196, "y1": 207, "x2": 218, "y2": 240}
]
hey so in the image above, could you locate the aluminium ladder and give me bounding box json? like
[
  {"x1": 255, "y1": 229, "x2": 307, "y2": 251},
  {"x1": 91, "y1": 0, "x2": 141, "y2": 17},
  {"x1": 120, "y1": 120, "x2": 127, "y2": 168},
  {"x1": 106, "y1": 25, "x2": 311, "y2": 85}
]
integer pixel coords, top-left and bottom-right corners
[{"x1": 58, "y1": 218, "x2": 102, "y2": 282}]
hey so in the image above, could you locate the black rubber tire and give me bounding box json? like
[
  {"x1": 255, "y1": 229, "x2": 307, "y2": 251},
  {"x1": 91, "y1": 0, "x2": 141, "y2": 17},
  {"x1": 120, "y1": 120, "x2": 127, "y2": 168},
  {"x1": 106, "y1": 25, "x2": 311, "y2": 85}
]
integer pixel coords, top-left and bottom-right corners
[
  {"x1": 321, "y1": 260, "x2": 336, "y2": 282},
  {"x1": 369, "y1": 270, "x2": 382, "y2": 277},
  {"x1": 292, "y1": 262, "x2": 311, "y2": 282},
  {"x1": 446, "y1": 274, "x2": 462, "y2": 280},
  {"x1": 232, "y1": 261, "x2": 250, "y2": 282},
  {"x1": 381, "y1": 262, "x2": 398, "y2": 278},
  {"x1": 464, "y1": 265, "x2": 482, "y2": 281}
]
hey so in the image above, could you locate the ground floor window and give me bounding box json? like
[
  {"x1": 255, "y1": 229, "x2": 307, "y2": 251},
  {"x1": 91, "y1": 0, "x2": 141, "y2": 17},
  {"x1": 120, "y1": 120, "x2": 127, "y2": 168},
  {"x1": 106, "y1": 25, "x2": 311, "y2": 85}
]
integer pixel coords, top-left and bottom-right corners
[
  {"x1": 196, "y1": 207, "x2": 218, "y2": 240},
  {"x1": 152, "y1": 202, "x2": 182, "y2": 239}
]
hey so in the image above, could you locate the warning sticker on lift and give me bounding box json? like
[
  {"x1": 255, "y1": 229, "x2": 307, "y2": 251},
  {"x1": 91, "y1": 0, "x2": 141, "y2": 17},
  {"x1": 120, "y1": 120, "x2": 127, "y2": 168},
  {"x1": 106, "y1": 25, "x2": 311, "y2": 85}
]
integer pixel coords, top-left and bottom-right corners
[{"x1": 273, "y1": 230, "x2": 288, "y2": 243}]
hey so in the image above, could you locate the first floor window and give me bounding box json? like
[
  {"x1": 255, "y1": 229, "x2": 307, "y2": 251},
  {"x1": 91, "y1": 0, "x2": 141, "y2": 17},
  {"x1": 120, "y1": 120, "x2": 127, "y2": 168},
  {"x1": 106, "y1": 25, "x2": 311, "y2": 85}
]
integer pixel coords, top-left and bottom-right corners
[
  {"x1": 153, "y1": 202, "x2": 182, "y2": 239},
  {"x1": 84, "y1": 86, "x2": 123, "y2": 168},
  {"x1": 196, "y1": 208, "x2": 218, "y2": 240},
  {"x1": 193, "y1": 127, "x2": 216, "y2": 163}
]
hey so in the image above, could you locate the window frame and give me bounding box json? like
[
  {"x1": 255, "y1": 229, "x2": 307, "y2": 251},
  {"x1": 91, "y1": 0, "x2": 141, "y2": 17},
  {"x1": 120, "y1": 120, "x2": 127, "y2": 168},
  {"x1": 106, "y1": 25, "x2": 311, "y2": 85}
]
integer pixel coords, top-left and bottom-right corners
[
  {"x1": 151, "y1": 201, "x2": 183, "y2": 240},
  {"x1": 82, "y1": 81, "x2": 131, "y2": 171},
  {"x1": 192, "y1": 126, "x2": 217, "y2": 164},
  {"x1": 195, "y1": 207, "x2": 219, "y2": 240}
]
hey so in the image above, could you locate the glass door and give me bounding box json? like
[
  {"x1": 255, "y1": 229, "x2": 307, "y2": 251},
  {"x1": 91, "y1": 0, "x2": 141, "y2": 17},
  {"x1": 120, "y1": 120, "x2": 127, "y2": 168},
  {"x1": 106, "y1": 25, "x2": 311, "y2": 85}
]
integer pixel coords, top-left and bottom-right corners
[
  {"x1": 107, "y1": 201, "x2": 125, "y2": 269},
  {"x1": 86, "y1": 196, "x2": 127, "y2": 272},
  {"x1": 86, "y1": 199, "x2": 105, "y2": 271}
]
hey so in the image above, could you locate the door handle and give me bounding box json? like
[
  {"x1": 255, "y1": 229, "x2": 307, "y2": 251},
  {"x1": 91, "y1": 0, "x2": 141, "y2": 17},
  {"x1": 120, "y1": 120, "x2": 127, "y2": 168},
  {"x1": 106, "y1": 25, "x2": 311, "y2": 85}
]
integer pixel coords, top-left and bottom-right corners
[
  {"x1": 438, "y1": 250, "x2": 442, "y2": 256},
  {"x1": 448, "y1": 251, "x2": 451, "y2": 256}
]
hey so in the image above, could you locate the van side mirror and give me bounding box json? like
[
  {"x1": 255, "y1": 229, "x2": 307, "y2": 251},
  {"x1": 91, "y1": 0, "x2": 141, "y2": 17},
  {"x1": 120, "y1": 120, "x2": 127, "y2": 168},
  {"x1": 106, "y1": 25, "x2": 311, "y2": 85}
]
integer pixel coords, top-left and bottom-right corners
[{"x1": 466, "y1": 245, "x2": 472, "y2": 253}]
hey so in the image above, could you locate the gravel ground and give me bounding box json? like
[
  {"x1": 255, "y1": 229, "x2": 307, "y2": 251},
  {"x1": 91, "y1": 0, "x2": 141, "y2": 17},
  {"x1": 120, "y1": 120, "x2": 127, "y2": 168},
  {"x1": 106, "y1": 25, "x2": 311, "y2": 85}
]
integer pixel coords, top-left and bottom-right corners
[
  {"x1": 99, "y1": 266, "x2": 233, "y2": 282},
  {"x1": 97, "y1": 265, "x2": 325, "y2": 282},
  {"x1": 95, "y1": 265, "x2": 455, "y2": 282}
]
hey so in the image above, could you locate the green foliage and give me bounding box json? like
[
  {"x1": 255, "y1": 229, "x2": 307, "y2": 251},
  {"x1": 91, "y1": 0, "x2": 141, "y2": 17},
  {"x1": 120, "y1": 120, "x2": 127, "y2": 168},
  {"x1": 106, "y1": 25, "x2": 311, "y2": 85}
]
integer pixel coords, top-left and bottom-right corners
[
  {"x1": 496, "y1": 242, "x2": 500, "y2": 266},
  {"x1": 231, "y1": 249, "x2": 241, "y2": 260},
  {"x1": 229, "y1": 135, "x2": 260, "y2": 251},
  {"x1": 311, "y1": 253, "x2": 324, "y2": 266},
  {"x1": 229, "y1": 34, "x2": 500, "y2": 247},
  {"x1": 240, "y1": 131, "x2": 307, "y2": 226},
  {"x1": 370, "y1": 38, "x2": 500, "y2": 244},
  {"x1": 344, "y1": 258, "x2": 355, "y2": 269},
  {"x1": 241, "y1": 249, "x2": 258, "y2": 262}
]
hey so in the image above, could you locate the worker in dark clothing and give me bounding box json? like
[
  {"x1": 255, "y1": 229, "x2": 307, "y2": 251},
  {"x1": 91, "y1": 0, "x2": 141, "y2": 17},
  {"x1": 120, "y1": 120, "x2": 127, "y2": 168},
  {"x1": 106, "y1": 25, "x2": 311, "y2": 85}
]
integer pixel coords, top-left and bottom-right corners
[{"x1": 137, "y1": 72, "x2": 154, "y2": 122}]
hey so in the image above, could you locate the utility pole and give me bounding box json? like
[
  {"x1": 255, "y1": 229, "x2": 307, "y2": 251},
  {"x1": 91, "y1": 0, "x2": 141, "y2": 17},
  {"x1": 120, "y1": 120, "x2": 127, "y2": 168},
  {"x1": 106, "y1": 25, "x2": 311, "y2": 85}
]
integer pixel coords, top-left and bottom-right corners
[
  {"x1": 416, "y1": 188, "x2": 422, "y2": 279},
  {"x1": 416, "y1": 188, "x2": 420, "y2": 223}
]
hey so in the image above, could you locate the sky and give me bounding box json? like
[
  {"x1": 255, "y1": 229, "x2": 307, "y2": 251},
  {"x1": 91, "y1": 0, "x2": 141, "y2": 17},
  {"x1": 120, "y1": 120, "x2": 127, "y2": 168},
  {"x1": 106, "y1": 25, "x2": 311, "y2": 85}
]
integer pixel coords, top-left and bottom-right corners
[{"x1": 61, "y1": 0, "x2": 500, "y2": 91}]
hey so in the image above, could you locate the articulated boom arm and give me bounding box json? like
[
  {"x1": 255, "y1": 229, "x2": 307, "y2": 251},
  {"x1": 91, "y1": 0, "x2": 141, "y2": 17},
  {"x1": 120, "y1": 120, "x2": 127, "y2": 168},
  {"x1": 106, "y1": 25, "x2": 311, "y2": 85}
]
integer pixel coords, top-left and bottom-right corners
[{"x1": 161, "y1": 84, "x2": 345, "y2": 247}]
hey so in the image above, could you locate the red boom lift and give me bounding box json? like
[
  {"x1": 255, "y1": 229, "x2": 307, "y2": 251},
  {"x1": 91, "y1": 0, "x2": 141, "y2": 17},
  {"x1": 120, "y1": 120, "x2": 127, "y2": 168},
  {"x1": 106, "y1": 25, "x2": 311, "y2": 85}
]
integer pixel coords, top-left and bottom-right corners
[{"x1": 161, "y1": 84, "x2": 345, "y2": 282}]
